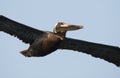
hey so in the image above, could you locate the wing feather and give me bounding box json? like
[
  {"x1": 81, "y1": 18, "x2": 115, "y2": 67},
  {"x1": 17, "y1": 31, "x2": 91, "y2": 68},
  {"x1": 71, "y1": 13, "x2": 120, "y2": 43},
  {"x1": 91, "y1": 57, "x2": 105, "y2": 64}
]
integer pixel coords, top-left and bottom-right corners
[
  {"x1": 0, "y1": 15, "x2": 46, "y2": 44},
  {"x1": 58, "y1": 38, "x2": 120, "y2": 66}
]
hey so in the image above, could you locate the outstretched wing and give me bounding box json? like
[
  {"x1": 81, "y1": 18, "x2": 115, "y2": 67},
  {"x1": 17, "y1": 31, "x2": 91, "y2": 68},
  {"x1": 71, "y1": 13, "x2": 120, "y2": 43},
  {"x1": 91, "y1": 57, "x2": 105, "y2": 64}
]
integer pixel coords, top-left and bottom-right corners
[
  {"x1": 58, "y1": 38, "x2": 120, "y2": 66},
  {"x1": 0, "y1": 15, "x2": 46, "y2": 44}
]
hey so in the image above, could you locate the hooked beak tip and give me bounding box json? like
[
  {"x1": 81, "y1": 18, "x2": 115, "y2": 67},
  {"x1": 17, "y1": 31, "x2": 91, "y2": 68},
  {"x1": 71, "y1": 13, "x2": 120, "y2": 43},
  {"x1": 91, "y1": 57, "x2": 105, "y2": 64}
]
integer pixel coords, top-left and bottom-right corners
[{"x1": 79, "y1": 25, "x2": 84, "y2": 29}]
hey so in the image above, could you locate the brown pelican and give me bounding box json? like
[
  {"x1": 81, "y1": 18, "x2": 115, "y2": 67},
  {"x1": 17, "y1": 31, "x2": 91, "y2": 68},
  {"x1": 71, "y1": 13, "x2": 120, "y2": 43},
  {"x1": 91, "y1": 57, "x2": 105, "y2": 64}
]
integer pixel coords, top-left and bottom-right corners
[{"x1": 0, "y1": 15, "x2": 120, "y2": 66}]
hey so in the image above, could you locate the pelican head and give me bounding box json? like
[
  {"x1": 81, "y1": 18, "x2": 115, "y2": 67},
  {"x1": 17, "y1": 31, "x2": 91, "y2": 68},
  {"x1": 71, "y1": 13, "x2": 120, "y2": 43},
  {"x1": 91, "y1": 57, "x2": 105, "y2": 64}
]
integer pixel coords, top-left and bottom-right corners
[
  {"x1": 53, "y1": 22, "x2": 84, "y2": 38},
  {"x1": 54, "y1": 22, "x2": 83, "y2": 33}
]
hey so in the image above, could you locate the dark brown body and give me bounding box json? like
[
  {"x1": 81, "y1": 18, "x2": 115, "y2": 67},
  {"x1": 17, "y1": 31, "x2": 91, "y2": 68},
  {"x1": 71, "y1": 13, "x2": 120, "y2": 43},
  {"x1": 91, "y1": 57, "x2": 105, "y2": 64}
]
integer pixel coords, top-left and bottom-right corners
[{"x1": 21, "y1": 32, "x2": 62, "y2": 57}]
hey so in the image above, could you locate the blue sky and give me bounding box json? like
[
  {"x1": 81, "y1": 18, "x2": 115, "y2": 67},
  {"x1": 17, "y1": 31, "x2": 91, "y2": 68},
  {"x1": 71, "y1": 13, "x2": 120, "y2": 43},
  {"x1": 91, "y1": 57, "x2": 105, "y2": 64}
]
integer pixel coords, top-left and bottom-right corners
[{"x1": 0, "y1": 0, "x2": 120, "y2": 78}]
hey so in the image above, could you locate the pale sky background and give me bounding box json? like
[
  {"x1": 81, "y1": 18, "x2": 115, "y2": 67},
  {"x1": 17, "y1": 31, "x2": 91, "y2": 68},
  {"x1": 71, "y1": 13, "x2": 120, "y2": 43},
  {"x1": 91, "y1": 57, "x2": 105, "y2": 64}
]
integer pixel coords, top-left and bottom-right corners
[{"x1": 0, "y1": 0, "x2": 120, "y2": 78}]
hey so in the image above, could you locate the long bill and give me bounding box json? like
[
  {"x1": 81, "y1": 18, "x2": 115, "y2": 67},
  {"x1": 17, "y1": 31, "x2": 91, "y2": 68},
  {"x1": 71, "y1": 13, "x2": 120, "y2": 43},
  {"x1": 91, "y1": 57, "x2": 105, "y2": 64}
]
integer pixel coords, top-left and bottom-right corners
[{"x1": 59, "y1": 23, "x2": 84, "y2": 31}]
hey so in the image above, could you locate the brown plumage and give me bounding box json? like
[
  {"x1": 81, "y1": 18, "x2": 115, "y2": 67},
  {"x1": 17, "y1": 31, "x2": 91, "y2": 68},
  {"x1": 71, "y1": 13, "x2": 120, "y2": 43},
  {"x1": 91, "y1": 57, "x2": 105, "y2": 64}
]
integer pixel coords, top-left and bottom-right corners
[{"x1": 0, "y1": 15, "x2": 120, "y2": 67}]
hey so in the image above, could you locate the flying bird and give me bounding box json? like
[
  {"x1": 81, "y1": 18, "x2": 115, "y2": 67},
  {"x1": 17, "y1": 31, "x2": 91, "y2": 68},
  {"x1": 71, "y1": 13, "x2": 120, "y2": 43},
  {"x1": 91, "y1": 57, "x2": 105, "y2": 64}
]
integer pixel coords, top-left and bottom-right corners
[{"x1": 0, "y1": 15, "x2": 120, "y2": 66}]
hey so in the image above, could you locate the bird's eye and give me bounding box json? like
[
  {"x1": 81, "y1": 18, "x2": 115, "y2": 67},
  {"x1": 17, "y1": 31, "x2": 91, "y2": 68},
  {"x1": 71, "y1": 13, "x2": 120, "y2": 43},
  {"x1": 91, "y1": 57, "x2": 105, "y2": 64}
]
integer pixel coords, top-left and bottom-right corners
[{"x1": 60, "y1": 23, "x2": 64, "y2": 25}]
